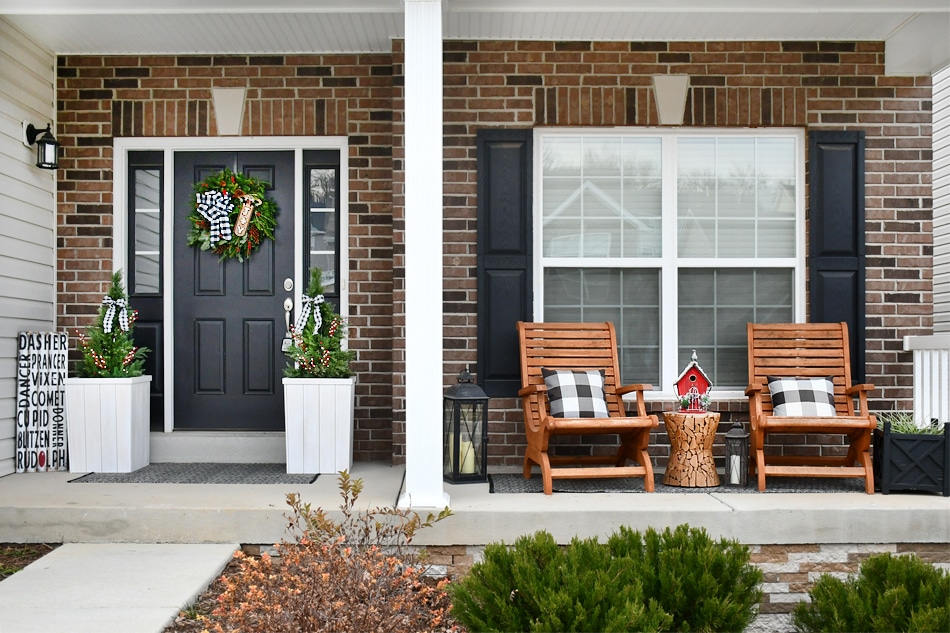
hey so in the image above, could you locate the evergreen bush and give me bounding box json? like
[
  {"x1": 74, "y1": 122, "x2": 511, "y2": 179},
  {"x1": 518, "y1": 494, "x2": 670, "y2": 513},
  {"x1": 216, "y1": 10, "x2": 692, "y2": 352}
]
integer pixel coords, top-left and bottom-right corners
[
  {"x1": 450, "y1": 524, "x2": 762, "y2": 633},
  {"x1": 283, "y1": 267, "x2": 354, "y2": 378},
  {"x1": 792, "y1": 552, "x2": 950, "y2": 632},
  {"x1": 74, "y1": 271, "x2": 149, "y2": 378}
]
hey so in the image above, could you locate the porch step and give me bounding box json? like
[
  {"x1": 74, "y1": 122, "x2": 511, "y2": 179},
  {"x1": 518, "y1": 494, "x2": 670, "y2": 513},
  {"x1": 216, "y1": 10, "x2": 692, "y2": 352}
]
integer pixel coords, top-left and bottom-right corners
[{"x1": 149, "y1": 431, "x2": 286, "y2": 463}]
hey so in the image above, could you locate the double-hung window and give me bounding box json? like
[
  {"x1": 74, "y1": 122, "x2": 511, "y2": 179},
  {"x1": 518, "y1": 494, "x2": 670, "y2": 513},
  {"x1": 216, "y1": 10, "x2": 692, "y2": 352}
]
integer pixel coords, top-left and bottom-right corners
[{"x1": 535, "y1": 129, "x2": 804, "y2": 392}]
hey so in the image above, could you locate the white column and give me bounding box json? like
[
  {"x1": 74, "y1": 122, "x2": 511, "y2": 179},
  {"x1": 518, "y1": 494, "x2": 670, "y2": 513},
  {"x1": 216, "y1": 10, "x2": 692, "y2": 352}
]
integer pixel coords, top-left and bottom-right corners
[{"x1": 399, "y1": 0, "x2": 450, "y2": 509}]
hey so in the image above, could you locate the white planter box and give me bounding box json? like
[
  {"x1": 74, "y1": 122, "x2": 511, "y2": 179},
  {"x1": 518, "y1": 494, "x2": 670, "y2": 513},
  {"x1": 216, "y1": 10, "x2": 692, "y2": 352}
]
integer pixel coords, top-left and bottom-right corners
[
  {"x1": 283, "y1": 377, "x2": 356, "y2": 474},
  {"x1": 64, "y1": 375, "x2": 151, "y2": 473}
]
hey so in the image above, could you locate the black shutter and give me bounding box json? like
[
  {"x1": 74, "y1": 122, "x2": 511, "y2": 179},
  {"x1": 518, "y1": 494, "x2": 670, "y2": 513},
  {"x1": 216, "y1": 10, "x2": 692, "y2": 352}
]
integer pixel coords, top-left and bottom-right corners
[
  {"x1": 476, "y1": 129, "x2": 533, "y2": 397},
  {"x1": 808, "y1": 130, "x2": 866, "y2": 382}
]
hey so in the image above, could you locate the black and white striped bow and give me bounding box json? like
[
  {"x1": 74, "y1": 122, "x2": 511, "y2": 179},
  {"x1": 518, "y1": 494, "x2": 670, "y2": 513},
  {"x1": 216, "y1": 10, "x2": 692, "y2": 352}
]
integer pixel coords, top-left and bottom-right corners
[
  {"x1": 102, "y1": 297, "x2": 129, "y2": 333},
  {"x1": 294, "y1": 293, "x2": 325, "y2": 334},
  {"x1": 195, "y1": 190, "x2": 234, "y2": 246}
]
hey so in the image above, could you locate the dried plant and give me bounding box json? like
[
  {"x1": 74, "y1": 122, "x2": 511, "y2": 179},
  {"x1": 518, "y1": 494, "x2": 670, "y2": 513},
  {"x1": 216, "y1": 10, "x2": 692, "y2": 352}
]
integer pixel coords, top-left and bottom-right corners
[{"x1": 208, "y1": 471, "x2": 460, "y2": 633}]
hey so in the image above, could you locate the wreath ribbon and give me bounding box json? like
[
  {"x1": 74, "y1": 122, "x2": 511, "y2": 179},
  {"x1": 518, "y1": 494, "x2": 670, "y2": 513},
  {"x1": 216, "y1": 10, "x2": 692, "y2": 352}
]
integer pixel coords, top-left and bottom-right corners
[
  {"x1": 102, "y1": 297, "x2": 130, "y2": 333},
  {"x1": 294, "y1": 293, "x2": 325, "y2": 334},
  {"x1": 195, "y1": 190, "x2": 234, "y2": 246}
]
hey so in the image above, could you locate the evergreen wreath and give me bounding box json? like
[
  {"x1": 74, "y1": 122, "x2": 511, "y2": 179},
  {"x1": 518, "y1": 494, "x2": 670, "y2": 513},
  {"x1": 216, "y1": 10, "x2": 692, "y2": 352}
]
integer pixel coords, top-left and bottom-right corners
[
  {"x1": 75, "y1": 271, "x2": 149, "y2": 378},
  {"x1": 186, "y1": 168, "x2": 278, "y2": 262},
  {"x1": 283, "y1": 268, "x2": 354, "y2": 379}
]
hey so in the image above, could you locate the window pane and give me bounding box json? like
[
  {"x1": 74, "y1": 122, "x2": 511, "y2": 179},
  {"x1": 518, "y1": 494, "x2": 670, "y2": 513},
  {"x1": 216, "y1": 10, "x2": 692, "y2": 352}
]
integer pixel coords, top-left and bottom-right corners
[
  {"x1": 678, "y1": 137, "x2": 797, "y2": 258},
  {"x1": 310, "y1": 254, "x2": 336, "y2": 294},
  {"x1": 544, "y1": 268, "x2": 660, "y2": 385},
  {"x1": 132, "y1": 168, "x2": 161, "y2": 295},
  {"x1": 308, "y1": 167, "x2": 337, "y2": 292},
  {"x1": 678, "y1": 268, "x2": 794, "y2": 386},
  {"x1": 543, "y1": 138, "x2": 582, "y2": 177},
  {"x1": 543, "y1": 136, "x2": 662, "y2": 259},
  {"x1": 309, "y1": 169, "x2": 335, "y2": 207},
  {"x1": 583, "y1": 139, "x2": 621, "y2": 177},
  {"x1": 134, "y1": 254, "x2": 160, "y2": 294}
]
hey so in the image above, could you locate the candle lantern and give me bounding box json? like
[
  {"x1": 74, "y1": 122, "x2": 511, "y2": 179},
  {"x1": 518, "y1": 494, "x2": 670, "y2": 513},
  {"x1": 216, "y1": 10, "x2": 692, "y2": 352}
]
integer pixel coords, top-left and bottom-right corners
[
  {"x1": 724, "y1": 420, "x2": 750, "y2": 486},
  {"x1": 443, "y1": 368, "x2": 489, "y2": 483}
]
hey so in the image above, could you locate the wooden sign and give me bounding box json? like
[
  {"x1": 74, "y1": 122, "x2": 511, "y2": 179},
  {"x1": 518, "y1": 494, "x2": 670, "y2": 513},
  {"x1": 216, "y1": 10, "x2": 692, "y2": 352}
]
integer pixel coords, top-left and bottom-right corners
[{"x1": 16, "y1": 331, "x2": 68, "y2": 472}]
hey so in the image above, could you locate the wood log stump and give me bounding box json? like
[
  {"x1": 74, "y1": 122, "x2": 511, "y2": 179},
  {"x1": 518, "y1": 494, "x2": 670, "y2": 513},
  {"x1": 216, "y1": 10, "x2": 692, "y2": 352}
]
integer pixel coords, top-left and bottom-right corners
[{"x1": 663, "y1": 411, "x2": 720, "y2": 487}]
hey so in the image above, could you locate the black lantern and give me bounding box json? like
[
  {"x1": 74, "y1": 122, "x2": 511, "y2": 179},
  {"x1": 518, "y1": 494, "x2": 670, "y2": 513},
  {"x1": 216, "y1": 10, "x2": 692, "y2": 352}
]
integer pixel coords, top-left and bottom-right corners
[
  {"x1": 443, "y1": 368, "x2": 489, "y2": 483},
  {"x1": 26, "y1": 123, "x2": 59, "y2": 170},
  {"x1": 724, "y1": 420, "x2": 750, "y2": 486}
]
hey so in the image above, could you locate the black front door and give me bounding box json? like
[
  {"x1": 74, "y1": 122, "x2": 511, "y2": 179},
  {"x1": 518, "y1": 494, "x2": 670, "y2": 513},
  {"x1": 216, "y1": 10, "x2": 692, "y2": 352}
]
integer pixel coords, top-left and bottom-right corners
[{"x1": 173, "y1": 151, "x2": 295, "y2": 430}]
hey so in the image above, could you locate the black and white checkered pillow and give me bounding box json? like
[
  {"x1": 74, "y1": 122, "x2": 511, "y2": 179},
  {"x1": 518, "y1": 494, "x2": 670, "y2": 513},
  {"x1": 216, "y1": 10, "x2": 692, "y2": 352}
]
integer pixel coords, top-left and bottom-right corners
[
  {"x1": 542, "y1": 368, "x2": 610, "y2": 418},
  {"x1": 767, "y1": 376, "x2": 837, "y2": 417}
]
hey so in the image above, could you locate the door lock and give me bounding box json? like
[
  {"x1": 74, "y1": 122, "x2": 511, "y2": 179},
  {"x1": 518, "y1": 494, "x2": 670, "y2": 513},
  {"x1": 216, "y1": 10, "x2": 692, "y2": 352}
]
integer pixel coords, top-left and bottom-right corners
[{"x1": 282, "y1": 298, "x2": 294, "y2": 352}]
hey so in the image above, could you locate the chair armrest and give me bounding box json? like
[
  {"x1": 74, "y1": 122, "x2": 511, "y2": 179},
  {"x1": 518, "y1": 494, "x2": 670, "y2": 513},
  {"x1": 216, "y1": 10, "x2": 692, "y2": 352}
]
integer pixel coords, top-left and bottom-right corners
[
  {"x1": 615, "y1": 384, "x2": 652, "y2": 396},
  {"x1": 613, "y1": 384, "x2": 652, "y2": 417},
  {"x1": 846, "y1": 383, "x2": 875, "y2": 416},
  {"x1": 745, "y1": 384, "x2": 764, "y2": 429},
  {"x1": 518, "y1": 384, "x2": 545, "y2": 398}
]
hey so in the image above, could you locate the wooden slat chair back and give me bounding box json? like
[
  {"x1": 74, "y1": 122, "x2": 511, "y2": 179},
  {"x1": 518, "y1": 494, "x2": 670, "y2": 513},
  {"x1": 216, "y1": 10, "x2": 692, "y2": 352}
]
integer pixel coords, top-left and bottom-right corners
[
  {"x1": 746, "y1": 322, "x2": 876, "y2": 493},
  {"x1": 517, "y1": 321, "x2": 658, "y2": 494}
]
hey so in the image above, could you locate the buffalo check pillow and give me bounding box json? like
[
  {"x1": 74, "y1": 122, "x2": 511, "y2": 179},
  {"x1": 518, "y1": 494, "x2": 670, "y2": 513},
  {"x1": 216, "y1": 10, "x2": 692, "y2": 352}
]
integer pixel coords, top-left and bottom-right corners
[
  {"x1": 767, "y1": 376, "x2": 837, "y2": 417},
  {"x1": 541, "y1": 368, "x2": 610, "y2": 418}
]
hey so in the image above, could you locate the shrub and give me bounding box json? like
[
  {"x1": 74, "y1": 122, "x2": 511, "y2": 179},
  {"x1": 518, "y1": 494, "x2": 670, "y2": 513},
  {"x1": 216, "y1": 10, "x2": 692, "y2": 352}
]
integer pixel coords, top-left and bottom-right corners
[
  {"x1": 450, "y1": 524, "x2": 762, "y2": 633},
  {"x1": 792, "y1": 552, "x2": 950, "y2": 632},
  {"x1": 283, "y1": 267, "x2": 354, "y2": 378},
  {"x1": 209, "y1": 471, "x2": 457, "y2": 633},
  {"x1": 74, "y1": 271, "x2": 149, "y2": 378}
]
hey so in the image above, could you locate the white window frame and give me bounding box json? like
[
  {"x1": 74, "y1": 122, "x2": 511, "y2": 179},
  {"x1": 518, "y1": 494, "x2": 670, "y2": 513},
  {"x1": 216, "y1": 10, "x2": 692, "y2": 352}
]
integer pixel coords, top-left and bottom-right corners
[{"x1": 532, "y1": 127, "x2": 806, "y2": 399}]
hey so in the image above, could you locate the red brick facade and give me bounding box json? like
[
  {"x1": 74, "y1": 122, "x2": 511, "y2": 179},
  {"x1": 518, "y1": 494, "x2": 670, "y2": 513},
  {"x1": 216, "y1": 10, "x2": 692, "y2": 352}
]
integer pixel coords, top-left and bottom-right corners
[{"x1": 56, "y1": 40, "x2": 933, "y2": 468}]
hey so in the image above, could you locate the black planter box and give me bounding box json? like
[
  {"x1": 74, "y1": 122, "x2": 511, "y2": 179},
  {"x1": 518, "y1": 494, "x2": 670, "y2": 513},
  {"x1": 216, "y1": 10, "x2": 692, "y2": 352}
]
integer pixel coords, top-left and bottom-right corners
[{"x1": 873, "y1": 421, "x2": 949, "y2": 496}]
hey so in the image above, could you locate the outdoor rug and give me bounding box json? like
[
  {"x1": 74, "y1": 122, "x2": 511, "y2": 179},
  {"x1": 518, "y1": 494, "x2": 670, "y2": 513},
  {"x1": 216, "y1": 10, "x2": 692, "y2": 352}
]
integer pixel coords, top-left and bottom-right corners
[
  {"x1": 489, "y1": 473, "x2": 867, "y2": 494},
  {"x1": 69, "y1": 463, "x2": 317, "y2": 485}
]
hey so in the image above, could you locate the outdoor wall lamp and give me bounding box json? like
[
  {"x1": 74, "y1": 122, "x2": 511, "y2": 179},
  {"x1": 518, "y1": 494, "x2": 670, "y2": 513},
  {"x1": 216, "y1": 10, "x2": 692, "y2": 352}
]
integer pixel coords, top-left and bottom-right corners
[{"x1": 25, "y1": 123, "x2": 59, "y2": 170}]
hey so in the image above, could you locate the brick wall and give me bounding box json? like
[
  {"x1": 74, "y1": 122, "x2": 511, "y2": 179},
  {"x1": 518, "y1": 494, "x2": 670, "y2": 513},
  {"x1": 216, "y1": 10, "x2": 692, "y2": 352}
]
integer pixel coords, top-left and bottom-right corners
[
  {"x1": 55, "y1": 54, "x2": 396, "y2": 462},
  {"x1": 422, "y1": 541, "x2": 950, "y2": 633},
  {"x1": 390, "y1": 39, "x2": 933, "y2": 468},
  {"x1": 55, "y1": 40, "x2": 934, "y2": 470}
]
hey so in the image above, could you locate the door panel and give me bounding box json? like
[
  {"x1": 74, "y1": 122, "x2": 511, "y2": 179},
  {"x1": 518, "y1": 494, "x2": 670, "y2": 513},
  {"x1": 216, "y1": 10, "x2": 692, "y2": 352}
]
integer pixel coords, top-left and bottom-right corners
[{"x1": 173, "y1": 151, "x2": 295, "y2": 430}]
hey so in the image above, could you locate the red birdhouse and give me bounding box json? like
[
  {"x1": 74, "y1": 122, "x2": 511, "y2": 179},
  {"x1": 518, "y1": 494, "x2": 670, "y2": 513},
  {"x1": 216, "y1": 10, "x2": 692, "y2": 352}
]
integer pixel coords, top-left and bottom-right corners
[{"x1": 674, "y1": 350, "x2": 712, "y2": 412}]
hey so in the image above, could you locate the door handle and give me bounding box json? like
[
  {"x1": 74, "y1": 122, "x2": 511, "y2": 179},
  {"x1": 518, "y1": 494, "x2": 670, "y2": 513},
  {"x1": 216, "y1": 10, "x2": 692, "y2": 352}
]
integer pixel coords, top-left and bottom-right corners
[{"x1": 284, "y1": 298, "x2": 294, "y2": 335}]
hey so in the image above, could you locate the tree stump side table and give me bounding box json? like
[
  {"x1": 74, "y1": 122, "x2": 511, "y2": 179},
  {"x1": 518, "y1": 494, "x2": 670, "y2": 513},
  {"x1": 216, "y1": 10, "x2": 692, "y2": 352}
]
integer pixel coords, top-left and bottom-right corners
[{"x1": 662, "y1": 411, "x2": 721, "y2": 487}]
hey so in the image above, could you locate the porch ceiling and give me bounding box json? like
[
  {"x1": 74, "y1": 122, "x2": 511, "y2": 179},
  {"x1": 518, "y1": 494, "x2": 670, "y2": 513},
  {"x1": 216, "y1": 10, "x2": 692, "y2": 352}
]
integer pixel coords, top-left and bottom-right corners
[{"x1": 1, "y1": 1, "x2": 948, "y2": 74}]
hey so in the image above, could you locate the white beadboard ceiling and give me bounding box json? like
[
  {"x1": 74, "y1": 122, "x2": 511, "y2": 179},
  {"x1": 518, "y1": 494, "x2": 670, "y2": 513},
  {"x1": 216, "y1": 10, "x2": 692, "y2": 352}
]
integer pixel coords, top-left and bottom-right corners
[{"x1": 0, "y1": 0, "x2": 947, "y2": 72}]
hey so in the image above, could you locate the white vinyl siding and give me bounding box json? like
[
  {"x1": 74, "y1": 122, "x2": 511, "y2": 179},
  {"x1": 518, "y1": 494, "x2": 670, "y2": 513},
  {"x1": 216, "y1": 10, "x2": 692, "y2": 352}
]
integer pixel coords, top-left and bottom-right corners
[
  {"x1": 933, "y1": 64, "x2": 950, "y2": 334},
  {"x1": 0, "y1": 19, "x2": 56, "y2": 477}
]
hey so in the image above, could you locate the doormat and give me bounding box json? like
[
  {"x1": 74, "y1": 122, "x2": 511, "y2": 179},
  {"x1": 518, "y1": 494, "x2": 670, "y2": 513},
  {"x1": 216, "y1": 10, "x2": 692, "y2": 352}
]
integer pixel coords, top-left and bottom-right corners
[
  {"x1": 489, "y1": 473, "x2": 866, "y2": 494},
  {"x1": 69, "y1": 463, "x2": 318, "y2": 485}
]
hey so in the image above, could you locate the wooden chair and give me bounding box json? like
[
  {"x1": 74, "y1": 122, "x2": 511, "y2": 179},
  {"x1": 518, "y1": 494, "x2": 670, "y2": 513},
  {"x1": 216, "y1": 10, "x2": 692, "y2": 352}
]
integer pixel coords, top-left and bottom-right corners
[
  {"x1": 746, "y1": 322, "x2": 876, "y2": 494},
  {"x1": 517, "y1": 321, "x2": 658, "y2": 495}
]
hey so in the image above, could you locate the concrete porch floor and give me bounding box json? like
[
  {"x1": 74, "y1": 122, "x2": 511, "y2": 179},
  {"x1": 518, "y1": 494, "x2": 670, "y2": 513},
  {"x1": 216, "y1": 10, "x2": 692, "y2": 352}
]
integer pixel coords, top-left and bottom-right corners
[{"x1": 0, "y1": 462, "x2": 947, "y2": 548}]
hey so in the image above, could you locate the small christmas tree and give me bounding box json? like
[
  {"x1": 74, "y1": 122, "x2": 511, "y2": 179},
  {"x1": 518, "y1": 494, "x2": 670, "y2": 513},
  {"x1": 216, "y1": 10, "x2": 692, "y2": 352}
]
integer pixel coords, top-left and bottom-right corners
[
  {"x1": 75, "y1": 271, "x2": 149, "y2": 378},
  {"x1": 284, "y1": 268, "x2": 354, "y2": 378}
]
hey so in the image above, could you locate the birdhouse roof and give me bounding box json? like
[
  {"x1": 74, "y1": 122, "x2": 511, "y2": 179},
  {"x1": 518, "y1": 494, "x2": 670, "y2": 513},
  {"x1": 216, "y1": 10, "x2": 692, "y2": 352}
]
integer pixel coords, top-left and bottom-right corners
[{"x1": 674, "y1": 352, "x2": 712, "y2": 387}]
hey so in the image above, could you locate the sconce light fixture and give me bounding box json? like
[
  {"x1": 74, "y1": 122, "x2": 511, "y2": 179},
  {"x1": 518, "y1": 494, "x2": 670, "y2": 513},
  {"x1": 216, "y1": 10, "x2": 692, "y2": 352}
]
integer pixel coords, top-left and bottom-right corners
[{"x1": 25, "y1": 123, "x2": 59, "y2": 170}]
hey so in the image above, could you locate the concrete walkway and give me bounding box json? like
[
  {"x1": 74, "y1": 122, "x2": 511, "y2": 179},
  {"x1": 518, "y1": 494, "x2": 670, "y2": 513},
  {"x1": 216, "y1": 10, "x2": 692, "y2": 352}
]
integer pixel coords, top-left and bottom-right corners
[{"x1": 0, "y1": 543, "x2": 237, "y2": 633}]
